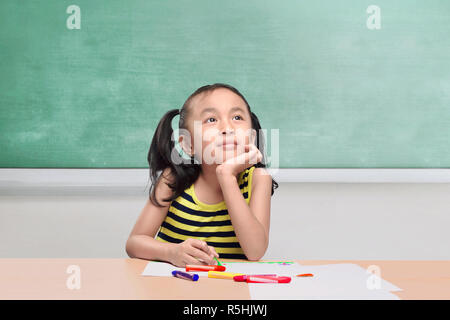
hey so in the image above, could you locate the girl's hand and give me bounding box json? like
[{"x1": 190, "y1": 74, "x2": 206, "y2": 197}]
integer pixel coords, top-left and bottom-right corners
[
  {"x1": 216, "y1": 143, "x2": 263, "y2": 178},
  {"x1": 168, "y1": 238, "x2": 219, "y2": 268}
]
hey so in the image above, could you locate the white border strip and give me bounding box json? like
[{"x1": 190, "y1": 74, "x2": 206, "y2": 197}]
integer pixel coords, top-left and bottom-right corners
[
  {"x1": 271, "y1": 168, "x2": 450, "y2": 183},
  {"x1": 1, "y1": 168, "x2": 450, "y2": 188}
]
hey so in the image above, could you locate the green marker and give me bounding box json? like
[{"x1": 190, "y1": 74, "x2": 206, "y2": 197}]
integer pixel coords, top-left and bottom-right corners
[{"x1": 214, "y1": 257, "x2": 222, "y2": 266}]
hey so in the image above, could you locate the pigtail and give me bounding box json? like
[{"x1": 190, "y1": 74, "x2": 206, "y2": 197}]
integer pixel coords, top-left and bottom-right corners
[
  {"x1": 148, "y1": 109, "x2": 180, "y2": 207},
  {"x1": 147, "y1": 108, "x2": 201, "y2": 207},
  {"x1": 149, "y1": 109, "x2": 179, "y2": 169}
]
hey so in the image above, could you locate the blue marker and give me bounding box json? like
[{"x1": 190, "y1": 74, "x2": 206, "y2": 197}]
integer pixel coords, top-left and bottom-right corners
[{"x1": 172, "y1": 270, "x2": 199, "y2": 281}]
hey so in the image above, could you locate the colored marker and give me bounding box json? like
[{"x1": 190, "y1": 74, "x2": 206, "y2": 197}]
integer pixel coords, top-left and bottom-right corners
[
  {"x1": 208, "y1": 271, "x2": 245, "y2": 280},
  {"x1": 186, "y1": 265, "x2": 226, "y2": 272},
  {"x1": 214, "y1": 257, "x2": 223, "y2": 266},
  {"x1": 233, "y1": 274, "x2": 277, "y2": 282},
  {"x1": 296, "y1": 273, "x2": 314, "y2": 277},
  {"x1": 246, "y1": 276, "x2": 291, "y2": 283},
  {"x1": 172, "y1": 270, "x2": 199, "y2": 281}
]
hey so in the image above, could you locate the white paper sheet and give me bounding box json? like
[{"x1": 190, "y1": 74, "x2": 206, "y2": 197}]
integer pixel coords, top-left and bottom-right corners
[
  {"x1": 246, "y1": 263, "x2": 402, "y2": 300},
  {"x1": 141, "y1": 261, "x2": 188, "y2": 277},
  {"x1": 141, "y1": 261, "x2": 403, "y2": 299},
  {"x1": 249, "y1": 279, "x2": 401, "y2": 300}
]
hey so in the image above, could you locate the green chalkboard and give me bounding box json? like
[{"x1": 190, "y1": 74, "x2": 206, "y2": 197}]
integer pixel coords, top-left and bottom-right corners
[{"x1": 1, "y1": 0, "x2": 449, "y2": 168}]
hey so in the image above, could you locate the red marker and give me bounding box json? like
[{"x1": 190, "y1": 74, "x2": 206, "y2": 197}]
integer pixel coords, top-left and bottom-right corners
[
  {"x1": 246, "y1": 276, "x2": 291, "y2": 283},
  {"x1": 233, "y1": 274, "x2": 277, "y2": 282},
  {"x1": 186, "y1": 265, "x2": 226, "y2": 272}
]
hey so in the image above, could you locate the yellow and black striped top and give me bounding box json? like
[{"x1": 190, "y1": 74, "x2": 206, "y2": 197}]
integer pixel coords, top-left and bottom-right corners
[{"x1": 155, "y1": 165, "x2": 256, "y2": 259}]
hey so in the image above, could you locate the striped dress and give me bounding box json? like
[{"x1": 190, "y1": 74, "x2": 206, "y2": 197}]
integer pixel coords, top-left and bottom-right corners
[{"x1": 155, "y1": 165, "x2": 256, "y2": 259}]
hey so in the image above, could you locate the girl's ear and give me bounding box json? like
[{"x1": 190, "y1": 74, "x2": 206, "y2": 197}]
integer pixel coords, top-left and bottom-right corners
[{"x1": 178, "y1": 134, "x2": 193, "y2": 157}]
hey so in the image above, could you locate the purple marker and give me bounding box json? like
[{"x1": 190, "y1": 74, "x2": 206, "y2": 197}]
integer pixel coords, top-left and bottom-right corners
[{"x1": 172, "y1": 270, "x2": 199, "y2": 281}]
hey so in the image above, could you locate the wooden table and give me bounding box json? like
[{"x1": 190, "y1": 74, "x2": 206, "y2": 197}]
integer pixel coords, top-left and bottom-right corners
[{"x1": 0, "y1": 259, "x2": 449, "y2": 299}]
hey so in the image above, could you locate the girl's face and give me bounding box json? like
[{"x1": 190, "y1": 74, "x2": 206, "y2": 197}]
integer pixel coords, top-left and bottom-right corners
[{"x1": 180, "y1": 88, "x2": 256, "y2": 165}]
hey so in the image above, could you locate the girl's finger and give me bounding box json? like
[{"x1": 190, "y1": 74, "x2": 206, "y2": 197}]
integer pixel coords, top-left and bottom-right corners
[
  {"x1": 253, "y1": 149, "x2": 263, "y2": 163},
  {"x1": 249, "y1": 142, "x2": 258, "y2": 149},
  {"x1": 188, "y1": 244, "x2": 215, "y2": 265},
  {"x1": 246, "y1": 148, "x2": 259, "y2": 164},
  {"x1": 183, "y1": 253, "x2": 202, "y2": 266},
  {"x1": 190, "y1": 239, "x2": 210, "y2": 253},
  {"x1": 208, "y1": 246, "x2": 220, "y2": 258}
]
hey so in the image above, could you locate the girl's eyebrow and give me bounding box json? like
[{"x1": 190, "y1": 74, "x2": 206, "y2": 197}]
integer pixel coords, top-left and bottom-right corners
[
  {"x1": 229, "y1": 106, "x2": 246, "y2": 114},
  {"x1": 200, "y1": 106, "x2": 245, "y2": 116},
  {"x1": 200, "y1": 107, "x2": 217, "y2": 115}
]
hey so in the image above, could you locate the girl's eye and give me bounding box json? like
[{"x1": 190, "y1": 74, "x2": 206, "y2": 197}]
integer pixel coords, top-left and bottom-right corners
[
  {"x1": 233, "y1": 115, "x2": 243, "y2": 120},
  {"x1": 206, "y1": 117, "x2": 216, "y2": 123}
]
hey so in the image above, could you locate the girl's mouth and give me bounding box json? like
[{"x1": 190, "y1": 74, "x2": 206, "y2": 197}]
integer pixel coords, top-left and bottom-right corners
[
  {"x1": 217, "y1": 139, "x2": 238, "y2": 149},
  {"x1": 222, "y1": 142, "x2": 237, "y2": 150},
  {"x1": 216, "y1": 137, "x2": 237, "y2": 147}
]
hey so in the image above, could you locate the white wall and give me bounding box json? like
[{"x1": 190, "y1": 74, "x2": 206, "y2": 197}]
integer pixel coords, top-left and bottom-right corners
[{"x1": 1, "y1": 182, "x2": 449, "y2": 260}]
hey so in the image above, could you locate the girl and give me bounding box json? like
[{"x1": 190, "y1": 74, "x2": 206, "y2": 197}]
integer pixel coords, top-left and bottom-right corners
[{"x1": 126, "y1": 83, "x2": 278, "y2": 267}]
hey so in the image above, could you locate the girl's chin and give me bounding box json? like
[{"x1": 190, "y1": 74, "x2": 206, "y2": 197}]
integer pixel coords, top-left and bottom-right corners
[{"x1": 222, "y1": 143, "x2": 237, "y2": 150}]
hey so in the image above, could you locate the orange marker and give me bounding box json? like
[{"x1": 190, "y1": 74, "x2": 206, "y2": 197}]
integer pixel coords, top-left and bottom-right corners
[{"x1": 296, "y1": 273, "x2": 314, "y2": 277}]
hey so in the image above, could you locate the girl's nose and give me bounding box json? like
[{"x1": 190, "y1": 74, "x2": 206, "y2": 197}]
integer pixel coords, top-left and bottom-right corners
[{"x1": 221, "y1": 127, "x2": 234, "y2": 135}]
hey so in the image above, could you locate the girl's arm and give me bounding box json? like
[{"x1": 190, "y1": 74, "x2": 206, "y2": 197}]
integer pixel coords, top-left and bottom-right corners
[
  {"x1": 126, "y1": 168, "x2": 219, "y2": 266},
  {"x1": 125, "y1": 168, "x2": 176, "y2": 262},
  {"x1": 217, "y1": 167, "x2": 272, "y2": 260}
]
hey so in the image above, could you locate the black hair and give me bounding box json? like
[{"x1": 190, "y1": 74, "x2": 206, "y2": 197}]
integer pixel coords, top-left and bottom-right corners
[{"x1": 147, "y1": 83, "x2": 279, "y2": 207}]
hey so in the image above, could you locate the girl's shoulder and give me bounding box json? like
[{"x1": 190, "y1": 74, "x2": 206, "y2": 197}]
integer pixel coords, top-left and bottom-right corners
[
  {"x1": 238, "y1": 165, "x2": 267, "y2": 188},
  {"x1": 248, "y1": 166, "x2": 272, "y2": 190},
  {"x1": 243, "y1": 165, "x2": 269, "y2": 178},
  {"x1": 252, "y1": 166, "x2": 269, "y2": 176}
]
